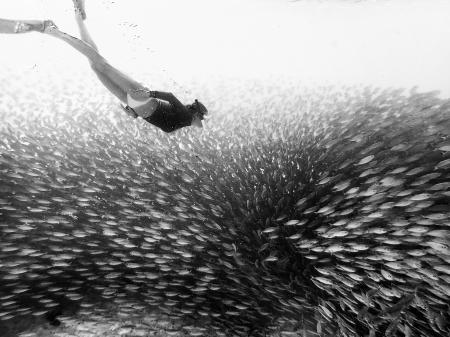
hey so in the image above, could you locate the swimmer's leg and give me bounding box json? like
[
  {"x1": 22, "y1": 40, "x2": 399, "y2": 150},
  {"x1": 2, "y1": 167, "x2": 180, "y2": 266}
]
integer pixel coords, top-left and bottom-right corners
[
  {"x1": 71, "y1": 1, "x2": 157, "y2": 112},
  {"x1": 42, "y1": 21, "x2": 152, "y2": 107},
  {"x1": 0, "y1": 18, "x2": 45, "y2": 34},
  {"x1": 72, "y1": 0, "x2": 87, "y2": 21},
  {"x1": 72, "y1": 0, "x2": 97, "y2": 50},
  {"x1": 42, "y1": 21, "x2": 103, "y2": 64}
]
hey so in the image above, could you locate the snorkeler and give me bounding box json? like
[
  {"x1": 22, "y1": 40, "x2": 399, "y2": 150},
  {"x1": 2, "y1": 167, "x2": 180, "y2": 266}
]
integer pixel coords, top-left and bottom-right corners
[{"x1": 0, "y1": 0, "x2": 208, "y2": 133}]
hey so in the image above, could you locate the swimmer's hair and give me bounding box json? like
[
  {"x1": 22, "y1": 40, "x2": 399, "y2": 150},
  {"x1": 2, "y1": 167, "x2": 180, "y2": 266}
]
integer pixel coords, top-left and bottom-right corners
[{"x1": 187, "y1": 99, "x2": 208, "y2": 120}]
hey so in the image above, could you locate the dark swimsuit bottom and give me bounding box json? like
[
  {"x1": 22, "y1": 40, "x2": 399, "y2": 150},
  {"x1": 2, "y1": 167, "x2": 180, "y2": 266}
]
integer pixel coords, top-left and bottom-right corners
[{"x1": 143, "y1": 100, "x2": 193, "y2": 133}]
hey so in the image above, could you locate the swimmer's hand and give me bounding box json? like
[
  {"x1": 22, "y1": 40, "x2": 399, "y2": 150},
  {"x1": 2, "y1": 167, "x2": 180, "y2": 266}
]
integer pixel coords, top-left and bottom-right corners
[{"x1": 120, "y1": 104, "x2": 138, "y2": 119}]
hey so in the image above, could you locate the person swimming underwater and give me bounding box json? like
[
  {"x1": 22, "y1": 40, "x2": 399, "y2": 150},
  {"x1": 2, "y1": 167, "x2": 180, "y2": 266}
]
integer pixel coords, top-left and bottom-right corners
[{"x1": 0, "y1": 0, "x2": 208, "y2": 133}]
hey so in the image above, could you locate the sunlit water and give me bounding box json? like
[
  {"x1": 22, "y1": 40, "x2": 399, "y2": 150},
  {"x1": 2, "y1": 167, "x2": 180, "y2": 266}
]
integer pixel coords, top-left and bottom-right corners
[{"x1": 0, "y1": 0, "x2": 450, "y2": 97}]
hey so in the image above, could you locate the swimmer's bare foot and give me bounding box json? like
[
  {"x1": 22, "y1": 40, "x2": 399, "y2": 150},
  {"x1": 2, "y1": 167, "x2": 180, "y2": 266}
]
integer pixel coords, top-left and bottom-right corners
[
  {"x1": 14, "y1": 20, "x2": 47, "y2": 33},
  {"x1": 72, "y1": 0, "x2": 87, "y2": 20},
  {"x1": 42, "y1": 20, "x2": 58, "y2": 33}
]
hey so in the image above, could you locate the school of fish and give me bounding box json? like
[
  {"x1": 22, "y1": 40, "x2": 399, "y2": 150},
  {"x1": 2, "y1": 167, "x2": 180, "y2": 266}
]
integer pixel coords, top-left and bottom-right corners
[{"x1": 0, "y1": 69, "x2": 449, "y2": 337}]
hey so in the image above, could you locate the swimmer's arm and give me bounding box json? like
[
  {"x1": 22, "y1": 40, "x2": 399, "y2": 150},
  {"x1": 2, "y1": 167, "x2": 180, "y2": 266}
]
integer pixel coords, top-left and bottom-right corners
[
  {"x1": 148, "y1": 91, "x2": 186, "y2": 112},
  {"x1": 121, "y1": 104, "x2": 138, "y2": 118},
  {"x1": 129, "y1": 89, "x2": 183, "y2": 109},
  {"x1": 128, "y1": 89, "x2": 186, "y2": 117}
]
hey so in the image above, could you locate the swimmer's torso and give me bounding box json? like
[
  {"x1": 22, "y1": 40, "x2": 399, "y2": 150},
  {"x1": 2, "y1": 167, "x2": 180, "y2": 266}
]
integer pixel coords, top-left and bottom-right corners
[
  {"x1": 144, "y1": 100, "x2": 192, "y2": 133},
  {"x1": 126, "y1": 91, "x2": 193, "y2": 133}
]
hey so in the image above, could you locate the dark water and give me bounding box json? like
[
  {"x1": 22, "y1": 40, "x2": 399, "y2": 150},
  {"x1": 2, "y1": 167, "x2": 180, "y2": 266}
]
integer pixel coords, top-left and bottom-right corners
[{"x1": 0, "y1": 69, "x2": 449, "y2": 336}]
